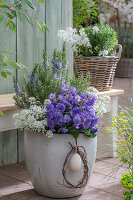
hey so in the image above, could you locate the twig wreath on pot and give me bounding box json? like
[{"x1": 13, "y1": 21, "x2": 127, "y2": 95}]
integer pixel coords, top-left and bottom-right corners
[
  {"x1": 13, "y1": 43, "x2": 110, "y2": 198},
  {"x1": 58, "y1": 24, "x2": 122, "y2": 91}
]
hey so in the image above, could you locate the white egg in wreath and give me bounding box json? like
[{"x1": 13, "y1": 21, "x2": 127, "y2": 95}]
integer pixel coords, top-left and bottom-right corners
[{"x1": 70, "y1": 153, "x2": 82, "y2": 172}]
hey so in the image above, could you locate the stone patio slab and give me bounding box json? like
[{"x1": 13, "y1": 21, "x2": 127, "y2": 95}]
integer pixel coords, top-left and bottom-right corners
[
  {"x1": 88, "y1": 172, "x2": 119, "y2": 187},
  {"x1": 0, "y1": 159, "x2": 125, "y2": 200},
  {"x1": 0, "y1": 163, "x2": 31, "y2": 185},
  {"x1": 94, "y1": 161, "x2": 128, "y2": 180},
  {"x1": 0, "y1": 174, "x2": 33, "y2": 196},
  {"x1": 0, "y1": 188, "x2": 122, "y2": 200}
]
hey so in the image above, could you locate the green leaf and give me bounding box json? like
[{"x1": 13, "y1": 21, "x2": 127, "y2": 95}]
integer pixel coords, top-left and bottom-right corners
[
  {"x1": 68, "y1": 128, "x2": 79, "y2": 139},
  {"x1": 4, "y1": 12, "x2": 14, "y2": 19},
  {"x1": 14, "y1": 3, "x2": 23, "y2": 10},
  {"x1": 16, "y1": 12, "x2": 23, "y2": 21},
  {"x1": 35, "y1": 19, "x2": 48, "y2": 33},
  {"x1": 4, "y1": 69, "x2": 13, "y2": 76},
  {"x1": 11, "y1": 10, "x2": 16, "y2": 17},
  {"x1": 26, "y1": 15, "x2": 34, "y2": 26},
  {"x1": 0, "y1": 111, "x2": 4, "y2": 116},
  {"x1": 9, "y1": 62, "x2": 19, "y2": 69},
  {"x1": 82, "y1": 129, "x2": 97, "y2": 138},
  {"x1": 35, "y1": 20, "x2": 41, "y2": 31},
  {"x1": 0, "y1": 50, "x2": 14, "y2": 54},
  {"x1": 0, "y1": 14, "x2": 4, "y2": 24},
  {"x1": 1, "y1": 71, "x2": 7, "y2": 79},
  {"x1": 0, "y1": 63, "x2": 7, "y2": 67},
  {"x1": 38, "y1": 0, "x2": 45, "y2": 3},
  {"x1": 0, "y1": 0, "x2": 7, "y2": 5},
  {"x1": 25, "y1": 0, "x2": 36, "y2": 9},
  {"x1": 0, "y1": 54, "x2": 5, "y2": 61},
  {"x1": 17, "y1": 63, "x2": 28, "y2": 70},
  {"x1": 3, "y1": 54, "x2": 7, "y2": 64},
  {"x1": 8, "y1": 20, "x2": 16, "y2": 32},
  {"x1": 0, "y1": 4, "x2": 8, "y2": 8}
]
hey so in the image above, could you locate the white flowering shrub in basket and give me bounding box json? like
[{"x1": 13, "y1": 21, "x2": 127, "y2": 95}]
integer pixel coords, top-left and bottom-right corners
[{"x1": 58, "y1": 24, "x2": 122, "y2": 91}]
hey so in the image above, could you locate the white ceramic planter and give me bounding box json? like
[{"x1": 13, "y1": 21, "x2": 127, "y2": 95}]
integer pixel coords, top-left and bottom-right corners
[{"x1": 24, "y1": 131, "x2": 97, "y2": 198}]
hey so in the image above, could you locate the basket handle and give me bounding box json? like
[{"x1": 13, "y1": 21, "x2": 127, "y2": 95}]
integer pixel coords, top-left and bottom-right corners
[{"x1": 114, "y1": 44, "x2": 122, "y2": 60}]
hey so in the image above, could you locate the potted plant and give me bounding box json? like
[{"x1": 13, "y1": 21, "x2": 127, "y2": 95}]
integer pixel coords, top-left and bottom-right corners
[
  {"x1": 58, "y1": 24, "x2": 122, "y2": 91},
  {"x1": 13, "y1": 44, "x2": 110, "y2": 198}
]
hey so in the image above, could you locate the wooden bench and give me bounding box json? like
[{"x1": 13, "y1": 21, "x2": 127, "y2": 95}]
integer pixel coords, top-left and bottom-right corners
[{"x1": 0, "y1": 89, "x2": 124, "y2": 165}]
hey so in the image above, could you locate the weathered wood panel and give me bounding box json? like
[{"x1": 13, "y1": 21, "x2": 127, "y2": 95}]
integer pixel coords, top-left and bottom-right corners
[
  {"x1": 17, "y1": 1, "x2": 46, "y2": 85},
  {"x1": 0, "y1": 0, "x2": 73, "y2": 165},
  {"x1": 45, "y1": 0, "x2": 62, "y2": 57},
  {"x1": 0, "y1": 130, "x2": 17, "y2": 165},
  {"x1": 0, "y1": 134, "x2": 2, "y2": 166},
  {"x1": 61, "y1": 0, "x2": 73, "y2": 77},
  {"x1": 18, "y1": 130, "x2": 24, "y2": 162},
  {"x1": 0, "y1": 13, "x2": 16, "y2": 94}
]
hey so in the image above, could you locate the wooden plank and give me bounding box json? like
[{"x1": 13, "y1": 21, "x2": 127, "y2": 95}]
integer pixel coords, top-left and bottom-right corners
[
  {"x1": 2, "y1": 130, "x2": 17, "y2": 165},
  {"x1": 0, "y1": 110, "x2": 20, "y2": 132},
  {"x1": 61, "y1": 0, "x2": 73, "y2": 77},
  {"x1": 0, "y1": 89, "x2": 124, "y2": 112},
  {"x1": 17, "y1": 1, "x2": 46, "y2": 85},
  {"x1": 0, "y1": 93, "x2": 17, "y2": 111},
  {"x1": 97, "y1": 89, "x2": 124, "y2": 97},
  {"x1": 18, "y1": 130, "x2": 24, "y2": 162},
  {"x1": 45, "y1": 0, "x2": 62, "y2": 57},
  {"x1": 0, "y1": 0, "x2": 16, "y2": 94},
  {"x1": 0, "y1": 134, "x2": 3, "y2": 166}
]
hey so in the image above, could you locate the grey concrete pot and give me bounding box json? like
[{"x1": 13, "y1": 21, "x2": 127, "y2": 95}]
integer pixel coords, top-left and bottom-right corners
[{"x1": 24, "y1": 131, "x2": 97, "y2": 198}]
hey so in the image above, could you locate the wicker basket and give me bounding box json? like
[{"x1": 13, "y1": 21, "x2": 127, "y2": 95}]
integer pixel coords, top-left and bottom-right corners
[{"x1": 75, "y1": 44, "x2": 122, "y2": 91}]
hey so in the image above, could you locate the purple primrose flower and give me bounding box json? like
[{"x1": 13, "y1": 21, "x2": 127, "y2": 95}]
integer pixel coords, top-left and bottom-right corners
[
  {"x1": 48, "y1": 93, "x2": 56, "y2": 100},
  {"x1": 46, "y1": 86, "x2": 99, "y2": 137}
]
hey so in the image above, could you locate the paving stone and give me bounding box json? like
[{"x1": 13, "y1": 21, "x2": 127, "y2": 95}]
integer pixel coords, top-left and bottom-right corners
[
  {"x1": 0, "y1": 174, "x2": 33, "y2": 196},
  {"x1": 70, "y1": 187, "x2": 122, "y2": 200},
  {"x1": 0, "y1": 189, "x2": 52, "y2": 200},
  {"x1": 0, "y1": 163, "x2": 31, "y2": 185},
  {"x1": 101, "y1": 158, "x2": 122, "y2": 165},
  {"x1": 94, "y1": 181, "x2": 124, "y2": 197},
  {"x1": 0, "y1": 159, "x2": 124, "y2": 200},
  {"x1": 0, "y1": 188, "x2": 122, "y2": 200},
  {"x1": 88, "y1": 172, "x2": 119, "y2": 187},
  {"x1": 94, "y1": 161, "x2": 128, "y2": 180}
]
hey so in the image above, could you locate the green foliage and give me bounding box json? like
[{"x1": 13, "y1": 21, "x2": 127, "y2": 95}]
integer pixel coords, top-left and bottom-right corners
[
  {"x1": 73, "y1": 0, "x2": 99, "y2": 29},
  {"x1": 106, "y1": 107, "x2": 133, "y2": 199},
  {"x1": 106, "y1": 108, "x2": 133, "y2": 171},
  {"x1": 80, "y1": 23, "x2": 118, "y2": 56},
  {"x1": 82, "y1": 129, "x2": 97, "y2": 138},
  {"x1": 70, "y1": 72, "x2": 90, "y2": 94},
  {"x1": 13, "y1": 43, "x2": 68, "y2": 108},
  {"x1": 121, "y1": 172, "x2": 133, "y2": 200},
  {"x1": 0, "y1": 111, "x2": 4, "y2": 116},
  {"x1": 0, "y1": 50, "x2": 27, "y2": 79},
  {"x1": 0, "y1": 0, "x2": 47, "y2": 33},
  {"x1": 13, "y1": 43, "x2": 91, "y2": 109},
  {"x1": 0, "y1": 0, "x2": 47, "y2": 79}
]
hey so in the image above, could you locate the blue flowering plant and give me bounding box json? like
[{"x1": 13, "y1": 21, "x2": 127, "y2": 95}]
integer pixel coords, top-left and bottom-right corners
[
  {"x1": 13, "y1": 42, "x2": 110, "y2": 139},
  {"x1": 13, "y1": 42, "x2": 69, "y2": 108},
  {"x1": 46, "y1": 85, "x2": 99, "y2": 139}
]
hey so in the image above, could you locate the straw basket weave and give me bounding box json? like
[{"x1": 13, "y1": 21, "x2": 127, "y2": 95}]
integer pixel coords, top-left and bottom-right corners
[{"x1": 75, "y1": 44, "x2": 122, "y2": 91}]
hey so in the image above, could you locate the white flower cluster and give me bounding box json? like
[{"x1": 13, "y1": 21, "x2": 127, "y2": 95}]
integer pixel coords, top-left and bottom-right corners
[
  {"x1": 88, "y1": 87, "x2": 110, "y2": 117},
  {"x1": 99, "y1": 50, "x2": 109, "y2": 57},
  {"x1": 58, "y1": 27, "x2": 91, "y2": 51},
  {"x1": 93, "y1": 26, "x2": 99, "y2": 34},
  {"x1": 13, "y1": 98, "x2": 53, "y2": 138}
]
